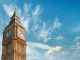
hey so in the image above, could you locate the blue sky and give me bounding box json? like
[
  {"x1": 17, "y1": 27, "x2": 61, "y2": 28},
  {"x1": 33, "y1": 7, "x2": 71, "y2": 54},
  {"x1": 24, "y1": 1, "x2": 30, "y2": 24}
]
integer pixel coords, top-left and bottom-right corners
[{"x1": 0, "y1": 0, "x2": 80, "y2": 60}]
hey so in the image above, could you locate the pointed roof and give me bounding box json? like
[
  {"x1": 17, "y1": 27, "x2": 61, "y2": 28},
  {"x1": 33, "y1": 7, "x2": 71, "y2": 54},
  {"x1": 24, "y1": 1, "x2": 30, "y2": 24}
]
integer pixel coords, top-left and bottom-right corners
[{"x1": 10, "y1": 10, "x2": 20, "y2": 20}]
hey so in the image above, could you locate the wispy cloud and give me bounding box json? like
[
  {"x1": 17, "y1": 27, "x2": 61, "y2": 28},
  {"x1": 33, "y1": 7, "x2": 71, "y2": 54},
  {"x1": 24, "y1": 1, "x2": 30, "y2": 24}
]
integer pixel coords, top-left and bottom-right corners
[
  {"x1": 52, "y1": 17, "x2": 62, "y2": 30},
  {"x1": 24, "y1": 3, "x2": 31, "y2": 15},
  {"x1": 35, "y1": 18, "x2": 62, "y2": 42},
  {"x1": 27, "y1": 41, "x2": 62, "y2": 60},
  {"x1": 36, "y1": 22, "x2": 51, "y2": 42},
  {"x1": 2, "y1": 4, "x2": 14, "y2": 17},
  {"x1": 28, "y1": 41, "x2": 55, "y2": 49},
  {"x1": 53, "y1": 35, "x2": 65, "y2": 40},
  {"x1": 70, "y1": 36, "x2": 80, "y2": 57},
  {"x1": 44, "y1": 46, "x2": 62, "y2": 56},
  {"x1": 32, "y1": 5, "x2": 42, "y2": 16},
  {"x1": 21, "y1": 16, "x2": 30, "y2": 32}
]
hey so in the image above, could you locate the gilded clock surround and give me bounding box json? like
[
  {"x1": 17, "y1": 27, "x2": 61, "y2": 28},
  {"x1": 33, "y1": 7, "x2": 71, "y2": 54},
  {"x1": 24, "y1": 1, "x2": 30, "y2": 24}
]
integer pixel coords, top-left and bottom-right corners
[{"x1": 1, "y1": 11, "x2": 26, "y2": 60}]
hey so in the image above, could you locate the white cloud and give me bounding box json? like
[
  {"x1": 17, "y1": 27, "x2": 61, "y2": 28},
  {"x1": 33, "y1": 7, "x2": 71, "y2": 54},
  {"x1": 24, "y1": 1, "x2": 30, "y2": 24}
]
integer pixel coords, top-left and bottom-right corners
[
  {"x1": 27, "y1": 41, "x2": 62, "y2": 60},
  {"x1": 36, "y1": 22, "x2": 51, "y2": 42},
  {"x1": 27, "y1": 41, "x2": 62, "y2": 53},
  {"x1": 70, "y1": 36, "x2": 80, "y2": 56},
  {"x1": 52, "y1": 18, "x2": 62, "y2": 30},
  {"x1": 28, "y1": 41, "x2": 52, "y2": 49},
  {"x1": 74, "y1": 36, "x2": 80, "y2": 55},
  {"x1": 2, "y1": 4, "x2": 14, "y2": 17},
  {"x1": 21, "y1": 17, "x2": 30, "y2": 32},
  {"x1": 24, "y1": 3, "x2": 31, "y2": 14},
  {"x1": 45, "y1": 46, "x2": 62, "y2": 56},
  {"x1": 36, "y1": 18, "x2": 62, "y2": 42},
  {"x1": 2, "y1": 4, "x2": 22, "y2": 17},
  {"x1": 32, "y1": 5, "x2": 42, "y2": 16},
  {"x1": 0, "y1": 17, "x2": 7, "y2": 28},
  {"x1": 22, "y1": 4, "x2": 42, "y2": 33},
  {"x1": 27, "y1": 46, "x2": 40, "y2": 60},
  {"x1": 53, "y1": 35, "x2": 65, "y2": 40}
]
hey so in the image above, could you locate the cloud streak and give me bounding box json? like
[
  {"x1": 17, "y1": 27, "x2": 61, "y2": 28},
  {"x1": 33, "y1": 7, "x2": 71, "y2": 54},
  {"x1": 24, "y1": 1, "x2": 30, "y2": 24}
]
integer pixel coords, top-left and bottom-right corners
[
  {"x1": 27, "y1": 41, "x2": 62, "y2": 60},
  {"x1": 2, "y1": 4, "x2": 14, "y2": 17},
  {"x1": 71, "y1": 36, "x2": 80, "y2": 56},
  {"x1": 35, "y1": 18, "x2": 62, "y2": 42}
]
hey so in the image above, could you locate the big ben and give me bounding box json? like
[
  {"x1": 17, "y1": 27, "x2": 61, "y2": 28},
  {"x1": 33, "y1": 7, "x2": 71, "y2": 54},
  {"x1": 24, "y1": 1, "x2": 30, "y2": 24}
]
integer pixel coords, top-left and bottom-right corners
[{"x1": 1, "y1": 11, "x2": 26, "y2": 60}]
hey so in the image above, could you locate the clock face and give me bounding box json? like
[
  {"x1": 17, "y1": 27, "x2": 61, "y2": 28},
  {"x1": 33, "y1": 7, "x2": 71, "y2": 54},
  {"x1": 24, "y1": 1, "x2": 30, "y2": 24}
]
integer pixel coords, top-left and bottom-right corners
[
  {"x1": 18, "y1": 28, "x2": 25, "y2": 40},
  {"x1": 6, "y1": 30, "x2": 12, "y2": 38}
]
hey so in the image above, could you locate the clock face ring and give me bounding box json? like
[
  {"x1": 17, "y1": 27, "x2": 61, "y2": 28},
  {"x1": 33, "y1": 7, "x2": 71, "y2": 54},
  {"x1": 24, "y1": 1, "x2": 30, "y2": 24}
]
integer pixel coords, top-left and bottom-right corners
[
  {"x1": 6, "y1": 30, "x2": 12, "y2": 37},
  {"x1": 19, "y1": 31, "x2": 24, "y2": 37},
  {"x1": 18, "y1": 29, "x2": 25, "y2": 40}
]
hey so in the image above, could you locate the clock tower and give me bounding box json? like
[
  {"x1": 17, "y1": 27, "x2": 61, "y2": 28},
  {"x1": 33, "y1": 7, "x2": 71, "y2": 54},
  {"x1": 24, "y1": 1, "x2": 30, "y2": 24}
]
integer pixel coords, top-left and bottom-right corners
[{"x1": 1, "y1": 11, "x2": 26, "y2": 60}]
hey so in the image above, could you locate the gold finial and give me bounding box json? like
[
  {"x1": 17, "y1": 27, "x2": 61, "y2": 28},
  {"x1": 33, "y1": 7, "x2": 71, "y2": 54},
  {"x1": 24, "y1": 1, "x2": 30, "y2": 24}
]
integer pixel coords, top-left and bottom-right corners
[
  {"x1": 13, "y1": 8, "x2": 16, "y2": 16},
  {"x1": 10, "y1": 8, "x2": 20, "y2": 20}
]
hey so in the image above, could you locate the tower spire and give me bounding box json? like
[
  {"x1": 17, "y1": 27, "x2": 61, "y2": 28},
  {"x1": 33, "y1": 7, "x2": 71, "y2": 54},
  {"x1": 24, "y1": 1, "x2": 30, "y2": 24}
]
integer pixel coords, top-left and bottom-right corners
[
  {"x1": 10, "y1": 8, "x2": 20, "y2": 20},
  {"x1": 14, "y1": 8, "x2": 16, "y2": 15}
]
